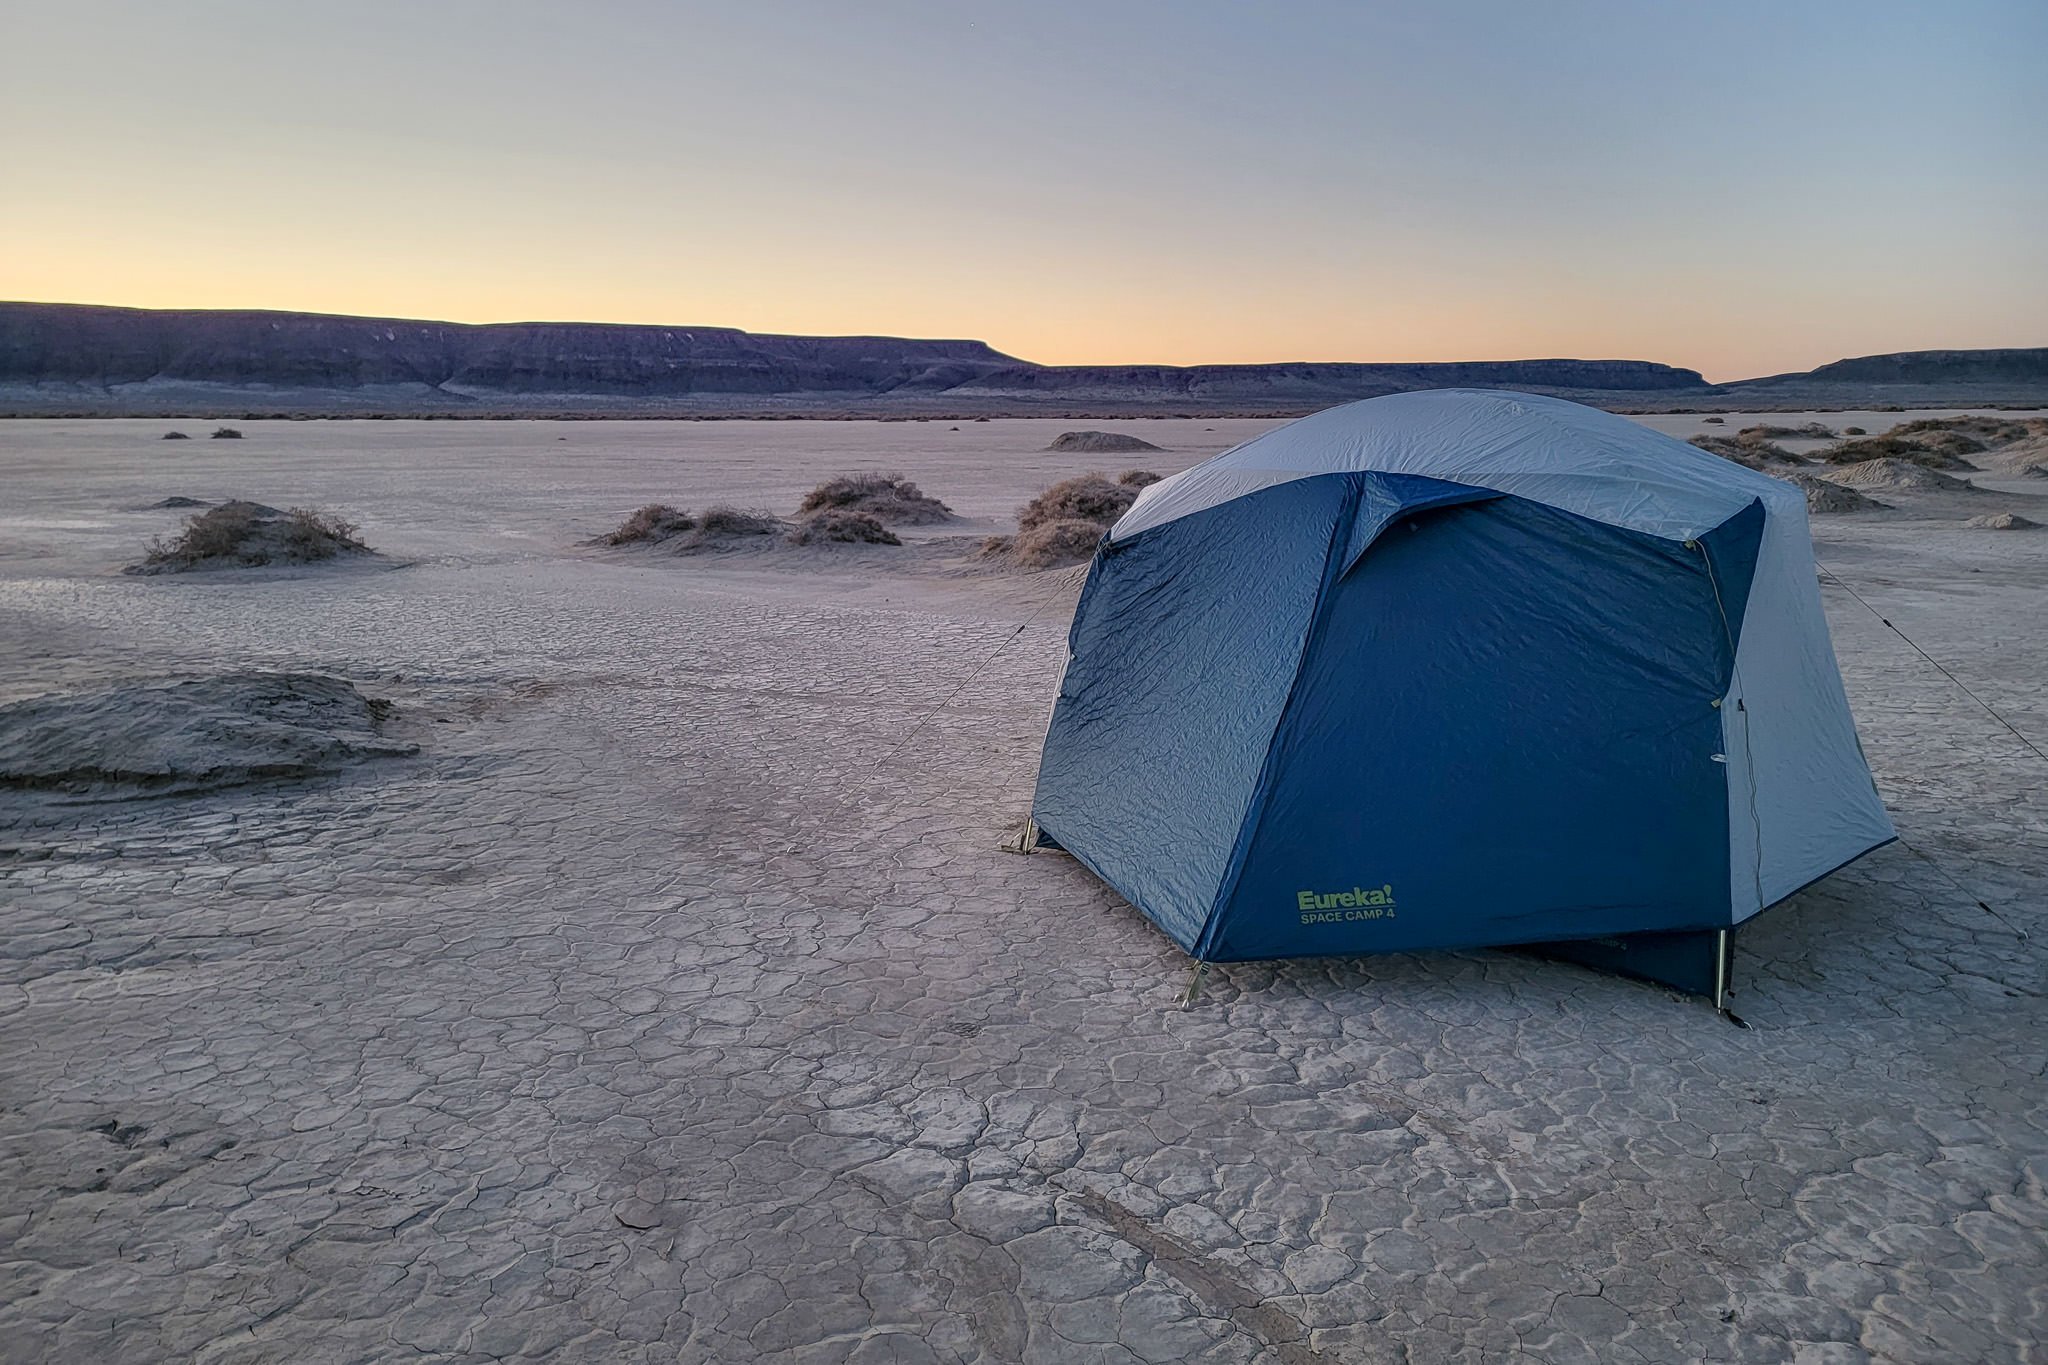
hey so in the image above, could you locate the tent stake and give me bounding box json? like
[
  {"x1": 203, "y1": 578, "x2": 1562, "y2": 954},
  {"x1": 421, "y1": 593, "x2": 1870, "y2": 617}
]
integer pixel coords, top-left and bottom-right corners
[
  {"x1": 1712, "y1": 929, "x2": 1750, "y2": 1027},
  {"x1": 1178, "y1": 961, "x2": 1210, "y2": 1010}
]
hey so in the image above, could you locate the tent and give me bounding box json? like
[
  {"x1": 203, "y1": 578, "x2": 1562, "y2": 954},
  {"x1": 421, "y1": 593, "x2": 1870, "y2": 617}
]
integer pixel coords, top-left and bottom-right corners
[{"x1": 1023, "y1": 389, "x2": 1894, "y2": 1006}]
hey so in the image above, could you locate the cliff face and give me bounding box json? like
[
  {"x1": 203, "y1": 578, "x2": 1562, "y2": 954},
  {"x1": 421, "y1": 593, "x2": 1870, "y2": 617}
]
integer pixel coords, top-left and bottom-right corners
[
  {"x1": 1751, "y1": 349, "x2": 2048, "y2": 387},
  {"x1": 956, "y1": 358, "x2": 1706, "y2": 399},
  {"x1": 0, "y1": 302, "x2": 1705, "y2": 411},
  {"x1": 6, "y1": 302, "x2": 2041, "y2": 415},
  {"x1": 0, "y1": 303, "x2": 1021, "y2": 397}
]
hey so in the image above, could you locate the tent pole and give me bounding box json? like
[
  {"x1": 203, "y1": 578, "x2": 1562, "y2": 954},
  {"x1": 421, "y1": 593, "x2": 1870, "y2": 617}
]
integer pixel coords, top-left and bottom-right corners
[{"x1": 1178, "y1": 961, "x2": 1209, "y2": 1010}]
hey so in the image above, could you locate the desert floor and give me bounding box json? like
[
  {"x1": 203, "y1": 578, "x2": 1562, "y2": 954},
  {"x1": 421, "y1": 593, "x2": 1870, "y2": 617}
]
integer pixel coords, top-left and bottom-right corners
[{"x1": 1, "y1": 414, "x2": 2044, "y2": 1364}]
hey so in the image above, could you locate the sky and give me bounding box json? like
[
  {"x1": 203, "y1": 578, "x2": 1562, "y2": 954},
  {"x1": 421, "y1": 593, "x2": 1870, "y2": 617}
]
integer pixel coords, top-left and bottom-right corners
[{"x1": 2, "y1": 1, "x2": 2043, "y2": 381}]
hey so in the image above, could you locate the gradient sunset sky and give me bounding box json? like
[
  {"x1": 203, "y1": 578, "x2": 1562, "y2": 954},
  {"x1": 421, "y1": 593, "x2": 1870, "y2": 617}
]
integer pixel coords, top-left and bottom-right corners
[{"x1": 4, "y1": 0, "x2": 2042, "y2": 381}]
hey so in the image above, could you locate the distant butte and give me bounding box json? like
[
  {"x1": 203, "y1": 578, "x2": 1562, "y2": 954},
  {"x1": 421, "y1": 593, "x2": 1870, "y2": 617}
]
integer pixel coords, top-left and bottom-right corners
[{"x1": 2, "y1": 302, "x2": 2044, "y2": 416}]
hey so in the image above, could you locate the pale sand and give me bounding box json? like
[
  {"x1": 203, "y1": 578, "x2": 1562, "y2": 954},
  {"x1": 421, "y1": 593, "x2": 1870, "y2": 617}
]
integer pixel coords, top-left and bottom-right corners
[{"x1": 0, "y1": 416, "x2": 2044, "y2": 1363}]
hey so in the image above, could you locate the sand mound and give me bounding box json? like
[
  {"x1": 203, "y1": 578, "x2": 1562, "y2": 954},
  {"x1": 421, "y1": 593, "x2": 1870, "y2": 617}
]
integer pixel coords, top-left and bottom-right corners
[
  {"x1": 1825, "y1": 459, "x2": 1975, "y2": 493},
  {"x1": 161, "y1": 430, "x2": 190, "y2": 441},
  {"x1": 1688, "y1": 435, "x2": 1801, "y2": 469},
  {"x1": 1778, "y1": 473, "x2": 1886, "y2": 513},
  {"x1": 210, "y1": 427, "x2": 243, "y2": 440},
  {"x1": 797, "y1": 472, "x2": 952, "y2": 524},
  {"x1": 601, "y1": 504, "x2": 783, "y2": 551},
  {"x1": 785, "y1": 510, "x2": 900, "y2": 545},
  {"x1": 0, "y1": 673, "x2": 416, "y2": 796},
  {"x1": 1819, "y1": 435, "x2": 1975, "y2": 470},
  {"x1": 1980, "y1": 437, "x2": 2048, "y2": 475},
  {"x1": 1116, "y1": 469, "x2": 1163, "y2": 488},
  {"x1": 1963, "y1": 513, "x2": 2041, "y2": 531},
  {"x1": 144, "y1": 496, "x2": 210, "y2": 510},
  {"x1": 1048, "y1": 431, "x2": 1161, "y2": 453},
  {"x1": 127, "y1": 501, "x2": 372, "y2": 574}
]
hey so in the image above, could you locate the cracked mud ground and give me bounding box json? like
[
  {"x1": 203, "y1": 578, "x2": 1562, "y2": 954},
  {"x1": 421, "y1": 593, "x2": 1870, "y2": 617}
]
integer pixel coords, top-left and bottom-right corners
[{"x1": 1, "y1": 419, "x2": 2044, "y2": 1363}]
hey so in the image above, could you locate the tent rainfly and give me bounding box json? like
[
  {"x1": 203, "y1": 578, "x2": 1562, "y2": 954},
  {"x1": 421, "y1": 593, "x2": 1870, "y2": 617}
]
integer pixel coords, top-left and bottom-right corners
[{"x1": 1022, "y1": 390, "x2": 1894, "y2": 1007}]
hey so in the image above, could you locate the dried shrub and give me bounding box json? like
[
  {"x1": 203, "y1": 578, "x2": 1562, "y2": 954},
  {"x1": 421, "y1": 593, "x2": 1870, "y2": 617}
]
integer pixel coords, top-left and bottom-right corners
[
  {"x1": 786, "y1": 510, "x2": 901, "y2": 545},
  {"x1": 797, "y1": 472, "x2": 952, "y2": 524},
  {"x1": 211, "y1": 427, "x2": 243, "y2": 440},
  {"x1": 607, "y1": 504, "x2": 696, "y2": 545},
  {"x1": 695, "y1": 506, "x2": 781, "y2": 537},
  {"x1": 1842, "y1": 426, "x2": 1866, "y2": 436},
  {"x1": 1688, "y1": 435, "x2": 1800, "y2": 469},
  {"x1": 1777, "y1": 473, "x2": 1886, "y2": 514},
  {"x1": 161, "y1": 430, "x2": 190, "y2": 440},
  {"x1": 1738, "y1": 422, "x2": 1835, "y2": 442},
  {"x1": 1116, "y1": 469, "x2": 1163, "y2": 488},
  {"x1": 138, "y1": 500, "x2": 367, "y2": 571},
  {"x1": 1017, "y1": 474, "x2": 1139, "y2": 532},
  {"x1": 1817, "y1": 436, "x2": 1974, "y2": 470},
  {"x1": 979, "y1": 519, "x2": 1104, "y2": 569}
]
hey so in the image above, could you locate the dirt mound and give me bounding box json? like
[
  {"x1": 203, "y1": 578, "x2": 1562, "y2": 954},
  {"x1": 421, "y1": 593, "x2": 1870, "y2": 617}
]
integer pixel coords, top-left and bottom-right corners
[
  {"x1": 210, "y1": 427, "x2": 243, "y2": 440},
  {"x1": 1688, "y1": 435, "x2": 1801, "y2": 469},
  {"x1": 1778, "y1": 473, "x2": 1886, "y2": 513},
  {"x1": 1963, "y1": 512, "x2": 2041, "y2": 531},
  {"x1": 600, "y1": 504, "x2": 783, "y2": 551},
  {"x1": 144, "y1": 496, "x2": 210, "y2": 510},
  {"x1": 796, "y1": 472, "x2": 952, "y2": 524},
  {"x1": 160, "y1": 430, "x2": 189, "y2": 441},
  {"x1": 1818, "y1": 435, "x2": 1975, "y2": 470},
  {"x1": 127, "y1": 501, "x2": 372, "y2": 574},
  {"x1": 0, "y1": 673, "x2": 416, "y2": 796},
  {"x1": 1018, "y1": 474, "x2": 1139, "y2": 531},
  {"x1": 1116, "y1": 469, "x2": 1163, "y2": 488},
  {"x1": 1048, "y1": 431, "x2": 1161, "y2": 453},
  {"x1": 785, "y1": 510, "x2": 900, "y2": 545},
  {"x1": 1824, "y1": 459, "x2": 1975, "y2": 493},
  {"x1": 1979, "y1": 437, "x2": 2048, "y2": 475}
]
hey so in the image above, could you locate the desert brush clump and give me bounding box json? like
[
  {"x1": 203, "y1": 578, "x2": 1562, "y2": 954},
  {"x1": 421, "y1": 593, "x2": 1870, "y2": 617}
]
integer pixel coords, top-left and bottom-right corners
[
  {"x1": 978, "y1": 472, "x2": 1140, "y2": 569},
  {"x1": 1776, "y1": 473, "x2": 1887, "y2": 514},
  {"x1": 161, "y1": 430, "x2": 190, "y2": 440},
  {"x1": 134, "y1": 501, "x2": 369, "y2": 573},
  {"x1": 600, "y1": 503, "x2": 783, "y2": 551},
  {"x1": 1017, "y1": 474, "x2": 1140, "y2": 531},
  {"x1": 785, "y1": 510, "x2": 900, "y2": 545},
  {"x1": 1817, "y1": 435, "x2": 1975, "y2": 470},
  {"x1": 606, "y1": 504, "x2": 696, "y2": 545},
  {"x1": 1890, "y1": 415, "x2": 2041, "y2": 445},
  {"x1": 1116, "y1": 469, "x2": 1163, "y2": 488},
  {"x1": 1688, "y1": 435, "x2": 1801, "y2": 469},
  {"x1": 979, "y1": 519, "x2": 1105, "y2": 570},
  {"x1": 1738, "y1": 422, "x2": 1836, "y2": 442},
  {"x1": 796, "y1": 472, "x2": 952, "y2": 524},
  {"x1": 211, "y1": 427, "x2": 243, "y2": 440}
]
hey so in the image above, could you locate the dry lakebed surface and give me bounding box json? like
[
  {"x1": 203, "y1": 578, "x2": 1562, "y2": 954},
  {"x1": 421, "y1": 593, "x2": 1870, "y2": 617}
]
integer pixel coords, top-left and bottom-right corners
[{"x1": 1, "y1": 414, "x2": 2044, "y2": 1364}]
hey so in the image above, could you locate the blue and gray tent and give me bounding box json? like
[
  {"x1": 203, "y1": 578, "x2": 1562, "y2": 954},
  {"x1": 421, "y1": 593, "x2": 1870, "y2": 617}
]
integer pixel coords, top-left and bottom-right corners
[{"x1": 1023, "y1": 390, "x2": 1894, "y2": 1006}]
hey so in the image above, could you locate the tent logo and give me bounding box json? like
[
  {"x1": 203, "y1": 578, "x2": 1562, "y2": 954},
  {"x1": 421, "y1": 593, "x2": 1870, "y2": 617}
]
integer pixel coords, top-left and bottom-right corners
[{"x1": 1297, "y1": 885, "x2": 1397, "y2": 925}]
